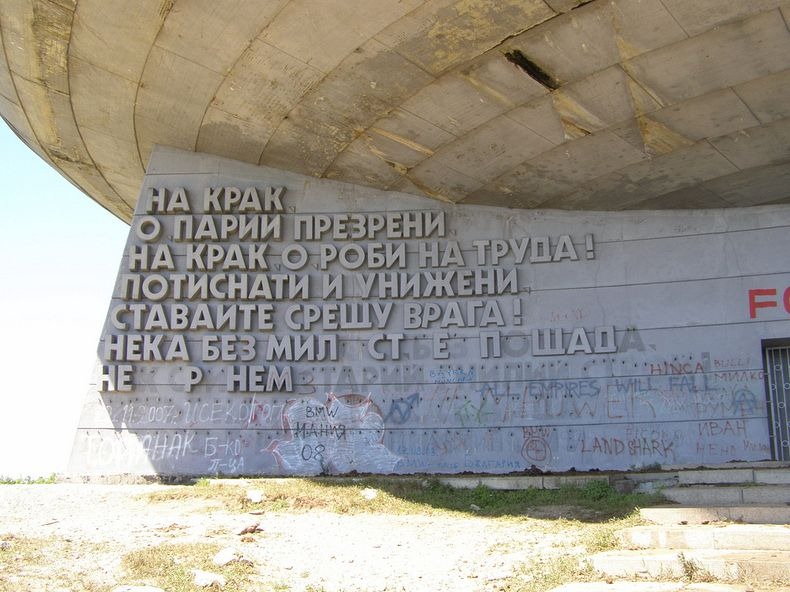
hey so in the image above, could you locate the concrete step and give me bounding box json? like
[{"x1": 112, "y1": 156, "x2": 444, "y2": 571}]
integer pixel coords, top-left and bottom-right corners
[
  {"x1": 662, "y1": 485, "x2": 790, "y2": 505},
  {"x1": 549, "y1": 583, "x2": 752, "y2": 592},
  {"x1": 590, "y1": 549, "x2": 790, "y2": 581},
  {"x1": 678, "y1": 468, "x2": 790, "y2": 486},
  {"x1": 754, "y1": 468, "x2": 790, "y2": 485},
  {"x1": 640, "y1": 505, "x2": 790, "y2": 525},
  {"x1": 617, "y1": 524, "x2": 790, "y2": 551},
  {"x1": 436, "y1": 467, "x2": 790, "y2": 493},
  {"x1": 437, "y1": 474, "x2": 609, "y2": 490},
  {"x1": 678, "y1": 469, "x2": 755, "y2": 486}
]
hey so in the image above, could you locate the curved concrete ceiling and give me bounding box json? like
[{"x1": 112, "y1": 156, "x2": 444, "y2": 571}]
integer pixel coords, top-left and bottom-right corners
[{"x1": 2, "y1": 0, "x2": 790, "y2": 221}]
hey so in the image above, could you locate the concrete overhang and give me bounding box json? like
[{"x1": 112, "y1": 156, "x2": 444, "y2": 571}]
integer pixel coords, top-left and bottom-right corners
[{"x1": 2, "y1": 0, "x2": 790, "y2": 222}]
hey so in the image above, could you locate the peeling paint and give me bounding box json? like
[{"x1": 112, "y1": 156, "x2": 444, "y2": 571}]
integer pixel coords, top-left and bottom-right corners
[
  {"x1": 368, "y1": 127, "x2": 434, "y2": 157},
  {"x1": 5, "y1": 0, "x2": 790, "y2": 216},
  {"x1": 552, "y1": 93, "x2": 603, "y2": 138},
  {"x1": 636, "y1": 115, "x2": 694, "y2": 157},
  {"x1": 362, "y1": 134, "x2": 410, "y2": 175},
  {"x1": 460, "y1": 71, "x2": 518, "y2": 107},
  {"x1": 157, "y1": 0, "x2": 174, "y2": 21},
  {"x1": 559, "y1": 118, "x2": 591, "y2": 139},
  {"x1": 624, "y1": 75, "x2": 662, "y2": 117},
  {"x1": 398, "y1": 0, "x2": 555, "y2": 74},
  {"x1": 621, "y1": 62, "x2": 666, "y2": 110},
  {"x1": 613, "y1": 33, "x2": 641, "y2": 62},
  {"x1": 30, "y1": 0, "x2": 71, "y2": 91},
  {"x1": 404, "y1": 174, "x2": 457, "y2": 203}
]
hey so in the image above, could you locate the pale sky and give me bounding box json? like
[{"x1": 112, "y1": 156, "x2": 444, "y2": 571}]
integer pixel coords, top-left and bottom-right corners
[{"x1": 0, "y1": 123, "x2": 128, "y2": 477}]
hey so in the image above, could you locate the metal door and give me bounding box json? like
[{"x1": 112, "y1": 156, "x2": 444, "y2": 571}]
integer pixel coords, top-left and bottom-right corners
[{"x1": 764, "y1": 345, "x2": 790, "y2": 461}]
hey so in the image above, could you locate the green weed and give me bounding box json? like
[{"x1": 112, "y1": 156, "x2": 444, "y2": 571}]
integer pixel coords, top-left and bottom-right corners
[
  {"x1": 677, "y1": 551, "x2": 716, "y2": 583},
  {"x1": 0, "y1": 474, "x2": 57, "y2": 485}
]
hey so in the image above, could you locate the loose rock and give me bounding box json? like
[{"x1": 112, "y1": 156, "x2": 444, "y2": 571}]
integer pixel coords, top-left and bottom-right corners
[
  {"x1": 360, "y1": 488, "x2": 378, "y2": 500},
  {"x1": 212, "y1": 547, "x2": 252, "y2": 567},
  {"x1": 238, "y1": 522, "x2": 261, "y2": 535},
  {"x1": 246, "y1": 489, "x2": 264, "y2": 504},
  {"x1": 192, "y1": 569, "x2": 226, "y2": 588}
]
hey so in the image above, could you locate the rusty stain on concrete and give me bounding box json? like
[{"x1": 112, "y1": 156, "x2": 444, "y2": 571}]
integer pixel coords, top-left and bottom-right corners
[{"x1": 637, "y1": 115, "x2": 694, "y2": 156}]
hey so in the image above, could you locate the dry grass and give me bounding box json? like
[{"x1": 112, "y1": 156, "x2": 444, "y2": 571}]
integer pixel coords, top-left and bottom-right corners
[
  {"x1": 143, "y1": 479, "x2": 662, "y2": 592},
  {"x1": 4, "y1": 479, "x2": 787, "y2": 591},
  {"x1": 146, "y1": 477, "x2": 432, "y2": 516},
  {"x1": 0, "y1": 534, "x2": 110, "y2": 592},
  {"x1": 145, "y1": 477, "x2": 665, "y2": 522},
  {"x1": 120, "y1": 542, "x2": 270, "y2": 592},
  {"x1": 579, "y1": 511, "x2": 645, "y2": 553},
  {"x1": 499, "y1": 555, "x2": 595, "y2": 592}
]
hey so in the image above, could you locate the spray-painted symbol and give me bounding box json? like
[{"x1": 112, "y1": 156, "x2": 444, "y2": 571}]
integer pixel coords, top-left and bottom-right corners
[
  {"x1": 384, "y1": 393, "x2": 419, "y2": 425},
  {"x1": 522, "y1": 438, "x2": 550, "y2": 463}
]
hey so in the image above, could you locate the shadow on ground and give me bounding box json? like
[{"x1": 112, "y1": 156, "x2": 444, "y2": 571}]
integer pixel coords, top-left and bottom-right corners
[{"x1": 301, "y1": 476, "x2": 667, "y2": 522}]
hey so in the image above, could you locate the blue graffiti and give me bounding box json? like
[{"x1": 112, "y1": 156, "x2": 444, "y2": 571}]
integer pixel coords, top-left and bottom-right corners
[
  {"x1": 429, "y1": 368, "x2": 476, "y2": 384},
  {"x1": 384, "y1": 393, "x2": 420, "y2": 425}
]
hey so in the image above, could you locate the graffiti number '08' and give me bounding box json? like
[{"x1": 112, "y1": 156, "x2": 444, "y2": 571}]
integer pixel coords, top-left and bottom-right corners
[{"x1": 300, "y1": 443, "x2": 325, "y2": 462}]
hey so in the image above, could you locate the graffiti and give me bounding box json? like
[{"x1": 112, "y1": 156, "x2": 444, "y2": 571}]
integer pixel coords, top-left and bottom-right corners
[
  {"x1": 567, "y1": 425, "x2": 679, "y2": 465},
  {"x1": 576, "y1": 435, "x2": 675, "y2": 460},
  {"x1": 743, "y1": 439, "x2": 771, "y2": 454},
  {"x1": 648, "y1": 361, "x2": 706, "y2": 375},
  {"x1": 429, "y1": 367, "x2": 476, "y2": 384},
  {"x1": 184, "y1": 399, "x2": 257, "y2": 426},
  {"x1": 698, "y1": 419, "x2": 747, "y2": 437},
  {"x1": 714, "y1": 370, "x2": 764, "y2": 382},
  {"x1": 89, "y1": 355, "x2": 771, "y2": 475},
  {"x1": 691, "y1": 386, "x2": 762, "y2": 418},
  {"x1": 730, "y1": 387, "x2": 759, "y2": 416},
  {"x1": 204, "y1": 435, "x2": 248, "y2": 474},
  {"x1": 109, "y1": 402, "x2": 181, "y2": 425},
  {"x1": 696, "y1": 442, "x2": 737, "y2": 458},
  {"x1": 463, "y1": 458, "x2": 522, "y2": 471},
  {"x1": 295, "y1": 369, "x2": 317, "y2": 395},
  {"x1": 269, "y1": 393, "x2": 400, "y2": 474},
  {"x1": 713, "y1": 356, "x2": 753, "y2": 370},
  {"x1": 476, "y1": 382, "x2": 513, "y2": 398},
  {"x1": 454, "y1": 397, "x2": 494, "y2": 427},
  {"x1": 667, "y1": 375, "x2": 710, "y2": 392},
  {"x1": 521, "y1": 426, "x2": 551, "y2": 464},
  {"x1": 383, "y1": 393, "x2": 420, "y2": 425},
  {"x1": 249, "y1": 400, "x2": 278, "y2": 425},
  {"x1": 525, "y1": 379, "x2": 601, "y2": 399},
  {"x1": 579, "y1": 436, "x2": 625, "y2": 456}
]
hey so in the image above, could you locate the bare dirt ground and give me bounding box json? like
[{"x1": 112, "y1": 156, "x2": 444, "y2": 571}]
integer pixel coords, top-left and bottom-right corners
[{"x1": 0, "y1": 483, "x2": 586, "y2": 592}]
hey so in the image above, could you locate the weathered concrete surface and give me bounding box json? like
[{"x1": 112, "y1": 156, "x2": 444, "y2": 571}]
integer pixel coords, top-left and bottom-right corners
[
  {"x1": 2, "y1": 1, "x2": 790, "y2": 220},
  {"x1": 438, "y1": 474, "x2": 609, "y2": 490},
  {"x1": 662, "y1": 486, "x2": 790, "y2": 505},
  {"x1": 640, "y1": 506, "x2": 790, "y2": 526},
  {"x1": 68, "y1": 147, "x2": 790, "y2": 477},
  {"x1": 677, "y1": 469, "x2": 755, "y2": 485},
  {"x1": 549, "y1": 584, "x2": 752, "y2": 592},
  {"x1": 591, "y1": 549, "x2": 790, "y2": 580},
  {"x1": 617, "y1": 524, "x2": 790, "y2": 551}
]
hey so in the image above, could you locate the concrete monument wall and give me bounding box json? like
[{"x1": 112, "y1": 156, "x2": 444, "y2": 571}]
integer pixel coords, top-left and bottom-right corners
[{"x1": 69, "y1": 147, "x2": 790, "y2": 476}]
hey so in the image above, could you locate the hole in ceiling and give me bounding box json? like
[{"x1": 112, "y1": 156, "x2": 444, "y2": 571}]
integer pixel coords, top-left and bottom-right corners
[{"x1": 504, "y1": 49, "x2": 559, "y2": 91}]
